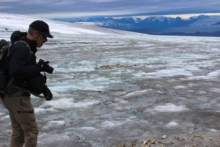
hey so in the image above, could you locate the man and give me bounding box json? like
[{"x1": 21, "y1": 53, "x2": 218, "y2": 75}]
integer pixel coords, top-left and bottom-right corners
[{"x1": 3, "y1": 20, "x2": 54, "y2": 147}]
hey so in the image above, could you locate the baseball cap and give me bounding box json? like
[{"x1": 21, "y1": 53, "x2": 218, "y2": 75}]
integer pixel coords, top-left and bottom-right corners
[{"x1": 29, "y1": 20, "x2": 53, "y2": 38}]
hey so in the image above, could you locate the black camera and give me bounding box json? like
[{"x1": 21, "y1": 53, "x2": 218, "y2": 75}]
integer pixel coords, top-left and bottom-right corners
[
  {"x1": 46, "y1": 64, "x2": 54, "y2": 74},
  {"x1": 38, "y1": 59, "x2": 54, "y2": 74}
]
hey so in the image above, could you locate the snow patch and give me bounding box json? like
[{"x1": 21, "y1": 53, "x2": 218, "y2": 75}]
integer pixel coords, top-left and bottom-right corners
[
  {"x1": 152, "y1": 103, "x2": 189, "y2": 112},
  {"x1": 121, "y1": 89, "x2": 152, "y2": 99},
  {"x1": 166, "y1": 121, "x2": 178, "y2": 127},
  {"x1": 40, "y1": 98, "x2": 100, "y2": 110},
  {"x1": 42, "y1": 121, "x2": 66, "y2": 131}
]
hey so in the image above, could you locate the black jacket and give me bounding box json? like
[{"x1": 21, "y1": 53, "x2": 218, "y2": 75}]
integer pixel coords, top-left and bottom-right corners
[{"x1": 7, "y1": 37, "x2": 41, "y2": 96}]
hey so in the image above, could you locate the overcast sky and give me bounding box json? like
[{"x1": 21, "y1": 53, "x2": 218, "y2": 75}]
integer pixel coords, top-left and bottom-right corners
[{"x1": 0, "y1": 0, "x2": 220, "y2": 18}]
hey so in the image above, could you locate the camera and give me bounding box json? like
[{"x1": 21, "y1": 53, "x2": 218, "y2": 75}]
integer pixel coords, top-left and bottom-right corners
[
  {"x1": 39, "y1": 59, "x2": 54, "y2": 74},
  {"x1": 46, "y1": 64, "x2": 54, "y2": 74}
]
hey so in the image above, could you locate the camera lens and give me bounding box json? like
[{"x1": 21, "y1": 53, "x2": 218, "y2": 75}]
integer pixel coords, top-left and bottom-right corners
[{"x1": 47, "y1": 66, "x2": 54, "y2": 74}]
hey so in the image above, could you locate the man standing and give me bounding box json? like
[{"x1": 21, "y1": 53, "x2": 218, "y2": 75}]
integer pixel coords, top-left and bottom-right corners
[{"x1": 3, "y1": 20, "x2": 54, "y2": 147}]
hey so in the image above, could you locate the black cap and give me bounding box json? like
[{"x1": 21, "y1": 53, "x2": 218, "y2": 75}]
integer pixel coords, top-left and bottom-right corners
[{"x1": 29, "y1": 20, "x2": 53, "y2": 38}]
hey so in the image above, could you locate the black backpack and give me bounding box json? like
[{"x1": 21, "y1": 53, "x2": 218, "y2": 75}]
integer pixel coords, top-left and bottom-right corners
[
  {"x1": 0, "y1": 34, "x2": 52, "y2": 100},
  {"x1": 0, "y1": 31, "x2": 52, "y2": 100},
  {"x1": 0, "y1": 31, "x2": 29, "y2": 94},
  {"x1": 0, "y1": 31, "x2": 29, "y2": 96},
  {"x1": 0, "y1": 39, "x2": 11, "y2": 96}
]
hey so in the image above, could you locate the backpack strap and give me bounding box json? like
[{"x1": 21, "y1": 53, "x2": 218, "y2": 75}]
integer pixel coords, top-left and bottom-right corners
[
  {"x1": 14, "y1": 40, "x2": 33, "y2": 53},
  {"x1": 12, "y1": 40, "x2": 33, "y2": 58},
  {"x1": 10, "y1": 84, "x2": 50, "y2": 99},
  {"x1": 5, "y1": 40, "x2": 33, "y2": 95},
  {"x1": 6, "y1": 42, "x2": 12, "y2": 58},
  {"x1": 0, "y1": 41, "x2": 10, "y2": 60}
]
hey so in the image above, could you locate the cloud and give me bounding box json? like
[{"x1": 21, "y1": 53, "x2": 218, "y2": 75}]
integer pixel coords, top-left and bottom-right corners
[
  {"x1": 86, "y1": 0, "x2": 122, "y2": 2},
  {"x1": 0, "y1": 6, "x2": 12, "y2": 9},
  {"x1": 0, "y1": 0, "x2": 20, "y2": 2},
  {"x1": 0, "y1": 0, "x2": 219, "y2": 18},
  {"x1": 29, "y1": 10, "x2": 135, "y2": 18}
]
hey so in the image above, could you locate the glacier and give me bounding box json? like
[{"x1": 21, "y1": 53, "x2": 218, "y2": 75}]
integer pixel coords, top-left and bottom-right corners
[{"x1": 0, "y1": 13, "x2": 220, "y2": 147}]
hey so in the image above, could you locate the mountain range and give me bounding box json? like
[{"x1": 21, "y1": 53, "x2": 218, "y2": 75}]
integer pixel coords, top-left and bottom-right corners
[{"x1": 53, "y1": 15, "x2": 220, "y2": 37}]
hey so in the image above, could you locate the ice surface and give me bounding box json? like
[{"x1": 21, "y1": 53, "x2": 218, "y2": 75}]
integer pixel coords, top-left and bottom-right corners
[{"x1": 1, "y1": 13, "x2": 220, "y2": 147}]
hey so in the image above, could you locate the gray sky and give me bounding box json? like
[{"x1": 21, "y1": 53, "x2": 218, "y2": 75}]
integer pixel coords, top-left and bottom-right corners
[{"x1": 0, "y1": 0, "x2": 220, "y2": 18}]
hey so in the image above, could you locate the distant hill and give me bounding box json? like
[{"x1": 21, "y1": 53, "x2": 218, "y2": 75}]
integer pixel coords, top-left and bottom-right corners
[
  {"x1": 0, "y1": 12, "x2": 132, "y2": 41},
  {"x1": 53, "y1": 15, "x2": 220, "y2": 37}
]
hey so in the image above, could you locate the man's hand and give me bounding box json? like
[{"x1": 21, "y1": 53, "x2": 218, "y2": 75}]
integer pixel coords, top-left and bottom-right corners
[{"x1": 43, "y1": 86, "x2": 53, "y2": 101}]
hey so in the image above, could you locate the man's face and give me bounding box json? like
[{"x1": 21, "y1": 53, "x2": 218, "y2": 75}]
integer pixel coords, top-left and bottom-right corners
[{"x1": 33, "y1": 31, "x2": 47, "y2": 48}]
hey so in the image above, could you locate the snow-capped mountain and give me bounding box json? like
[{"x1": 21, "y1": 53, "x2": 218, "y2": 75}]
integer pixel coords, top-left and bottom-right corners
[{"x1": 54, "y1": 15, "x2": 220, "y2": 36}]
